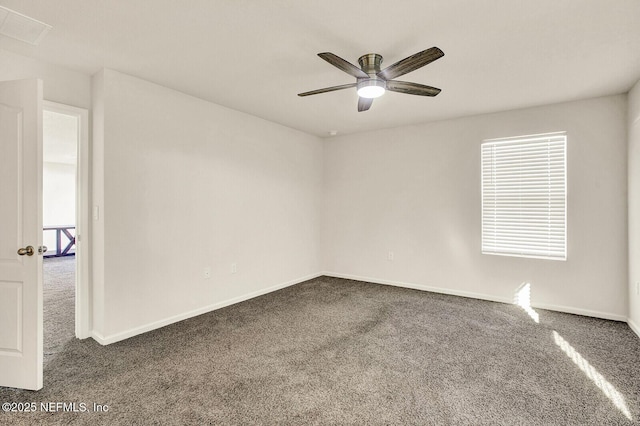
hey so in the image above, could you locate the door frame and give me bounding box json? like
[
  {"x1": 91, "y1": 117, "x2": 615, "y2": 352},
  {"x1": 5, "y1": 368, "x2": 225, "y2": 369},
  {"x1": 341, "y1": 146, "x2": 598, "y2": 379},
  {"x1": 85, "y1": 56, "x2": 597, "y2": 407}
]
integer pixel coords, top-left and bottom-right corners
[{"x1": 43, "y1": 101, "x2": 90, "y2": 339}]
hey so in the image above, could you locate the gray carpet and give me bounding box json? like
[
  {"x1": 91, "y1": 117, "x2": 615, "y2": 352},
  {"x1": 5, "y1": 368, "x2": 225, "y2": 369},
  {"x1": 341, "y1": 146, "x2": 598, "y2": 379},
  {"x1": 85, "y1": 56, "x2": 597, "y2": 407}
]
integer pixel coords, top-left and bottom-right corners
[
  {"x1": 1, "y1": 259, "x2": 639, "y2": 425},
  {"x1": 42, "y1": 256, "x2": 76, "y2": 363}
]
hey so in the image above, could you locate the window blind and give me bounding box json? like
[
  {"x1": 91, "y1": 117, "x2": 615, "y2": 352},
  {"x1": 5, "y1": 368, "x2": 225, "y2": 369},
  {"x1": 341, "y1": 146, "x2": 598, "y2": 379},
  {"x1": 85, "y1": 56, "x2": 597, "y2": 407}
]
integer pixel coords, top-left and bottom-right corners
[{"x1": 481, "y1": 133, "x2": 566, "y2": 260}]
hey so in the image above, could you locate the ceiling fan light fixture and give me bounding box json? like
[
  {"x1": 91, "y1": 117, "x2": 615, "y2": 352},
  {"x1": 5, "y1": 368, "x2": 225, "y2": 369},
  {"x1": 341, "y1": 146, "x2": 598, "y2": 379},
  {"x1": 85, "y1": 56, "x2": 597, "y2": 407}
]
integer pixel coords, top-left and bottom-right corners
[
  {"x1": 357, "y1": 79, "x2": 386, "y2": 99},
  {"x1": 298, "y1": 47, "x2": 444, "y2": 110}
]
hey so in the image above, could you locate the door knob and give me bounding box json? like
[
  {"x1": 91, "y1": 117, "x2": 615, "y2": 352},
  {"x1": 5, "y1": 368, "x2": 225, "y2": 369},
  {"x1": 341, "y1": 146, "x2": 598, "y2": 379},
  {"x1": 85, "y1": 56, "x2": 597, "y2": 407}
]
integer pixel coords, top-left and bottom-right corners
[
  {"x1": 17, "y1": 246, "x2": 34, "y2": 256},
  {"x1": 38, "y1": 246, "x2": 48, "y2": 254}
]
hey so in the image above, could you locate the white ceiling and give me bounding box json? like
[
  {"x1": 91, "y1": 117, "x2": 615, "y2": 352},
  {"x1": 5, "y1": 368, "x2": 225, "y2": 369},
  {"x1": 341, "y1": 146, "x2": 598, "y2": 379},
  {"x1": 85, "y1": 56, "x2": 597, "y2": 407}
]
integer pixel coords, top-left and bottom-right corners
[{"x1": 1, "y1": 0, "x2": 639, "y2": 137}]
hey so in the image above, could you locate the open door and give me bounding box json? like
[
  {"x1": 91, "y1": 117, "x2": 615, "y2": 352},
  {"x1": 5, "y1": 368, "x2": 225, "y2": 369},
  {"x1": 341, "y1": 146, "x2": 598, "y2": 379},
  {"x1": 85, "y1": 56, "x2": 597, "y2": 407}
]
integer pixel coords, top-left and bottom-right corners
[{"x1": 0, "y1": 79, "x2": 43, "y2": 390}]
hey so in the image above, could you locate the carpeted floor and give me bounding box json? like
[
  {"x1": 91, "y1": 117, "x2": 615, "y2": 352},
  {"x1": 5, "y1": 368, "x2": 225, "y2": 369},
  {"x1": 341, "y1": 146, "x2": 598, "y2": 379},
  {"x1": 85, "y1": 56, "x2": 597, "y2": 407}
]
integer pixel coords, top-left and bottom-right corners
[
  {"x1": 42, "y1": 256, "x2": 76, "y2": 363},
  {"x1": 1, "y1": 257, "x2": 639, "y2": 425}
]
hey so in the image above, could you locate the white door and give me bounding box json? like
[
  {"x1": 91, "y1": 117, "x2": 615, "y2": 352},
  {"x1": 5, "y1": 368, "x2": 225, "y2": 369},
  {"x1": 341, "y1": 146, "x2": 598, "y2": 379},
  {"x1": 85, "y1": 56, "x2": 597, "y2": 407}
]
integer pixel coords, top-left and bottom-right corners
[{"x1": 0, "y1": 79, "x2": 43, "y2": 390}]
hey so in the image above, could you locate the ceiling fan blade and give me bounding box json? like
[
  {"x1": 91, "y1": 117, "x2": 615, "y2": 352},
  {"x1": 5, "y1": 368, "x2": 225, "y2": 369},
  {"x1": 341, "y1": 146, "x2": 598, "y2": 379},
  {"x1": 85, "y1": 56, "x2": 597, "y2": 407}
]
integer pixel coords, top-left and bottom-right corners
[
  {"x1": 358, "y1": 97, "x2": 373, "y2": 112},
  {"x1": 318, "y1": 52, "x2": 370, "y2": 79},
  {"x1": 298, "y1": 83, "x2": 357, "y2": 97},
  {"x1": 386, "y1": 80, "x2": 441, "y2": 96},
  {"x1": 377, "y1": 47, "x2": 444, "y2": 81}
]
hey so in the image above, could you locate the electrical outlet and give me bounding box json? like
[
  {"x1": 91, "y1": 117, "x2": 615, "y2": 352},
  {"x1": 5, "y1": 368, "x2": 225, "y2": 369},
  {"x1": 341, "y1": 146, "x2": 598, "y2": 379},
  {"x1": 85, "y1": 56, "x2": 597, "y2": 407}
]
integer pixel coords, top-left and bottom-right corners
[
  {"x1": 203, "y1": 267, "x2": 211, "y2": 279},
  {"x1": 231, "y1": 263, "x2": 237, "y2": 274},
  {"x1": 388, "y1": 251, "x2": 394, "y2": 261}
]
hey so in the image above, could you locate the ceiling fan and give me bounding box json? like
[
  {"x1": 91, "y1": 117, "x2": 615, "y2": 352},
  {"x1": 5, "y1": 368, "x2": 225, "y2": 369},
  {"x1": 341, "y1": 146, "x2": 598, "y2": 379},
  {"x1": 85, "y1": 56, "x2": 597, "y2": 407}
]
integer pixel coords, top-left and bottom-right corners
[{"x1": 298, "y1": 47, "x2": 444, "y2": 112}]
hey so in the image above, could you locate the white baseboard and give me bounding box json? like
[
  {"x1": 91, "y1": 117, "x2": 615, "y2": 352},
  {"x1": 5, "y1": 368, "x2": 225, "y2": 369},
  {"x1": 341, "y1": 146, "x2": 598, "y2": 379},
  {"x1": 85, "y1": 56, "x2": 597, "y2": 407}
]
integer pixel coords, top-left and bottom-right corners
[
  {"x1": 91, "y1": 330, "x2": 108, "y2": 344},
  {"x1": 322, "y1": 271, "x2": 627, "y2": 323},
  {"x1": 628, "y1": 318, "x2": 640, "y2": 339},
  {"x1": 322, "y1": 271, "x2": 512, "y2": 305},
  {"x1": 91, "y1": 272, "x2": 322, "y2": 346},
  {"x1": 530, "y1": 302, "x2": 627, "y2": 322}
]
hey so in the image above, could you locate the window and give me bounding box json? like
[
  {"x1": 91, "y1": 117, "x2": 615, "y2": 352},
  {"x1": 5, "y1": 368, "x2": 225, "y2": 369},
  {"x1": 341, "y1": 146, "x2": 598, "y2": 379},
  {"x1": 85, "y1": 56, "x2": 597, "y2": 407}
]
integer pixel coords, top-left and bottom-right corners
[{"x1": 481, "y1": 133, "x2": 566, "y2": 260}]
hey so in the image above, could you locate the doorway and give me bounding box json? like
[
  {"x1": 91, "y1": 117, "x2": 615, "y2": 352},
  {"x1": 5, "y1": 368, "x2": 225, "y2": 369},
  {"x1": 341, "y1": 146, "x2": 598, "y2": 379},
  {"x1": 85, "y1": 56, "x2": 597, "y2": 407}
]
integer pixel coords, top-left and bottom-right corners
[{"x1": 42, "y1": 101, "x2": 90, "y2": 342}]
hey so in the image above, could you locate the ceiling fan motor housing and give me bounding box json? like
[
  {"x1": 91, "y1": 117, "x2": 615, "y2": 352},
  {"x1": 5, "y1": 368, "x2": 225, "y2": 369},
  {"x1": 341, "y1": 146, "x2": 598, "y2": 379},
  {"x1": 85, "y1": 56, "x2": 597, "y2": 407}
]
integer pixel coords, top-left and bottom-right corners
[
  {"x1": 358, "y1": 53, "x2": 383, "y2": 74},
  {"x1": 357, "y1": 53, "x2": 386, "y2": 96}
]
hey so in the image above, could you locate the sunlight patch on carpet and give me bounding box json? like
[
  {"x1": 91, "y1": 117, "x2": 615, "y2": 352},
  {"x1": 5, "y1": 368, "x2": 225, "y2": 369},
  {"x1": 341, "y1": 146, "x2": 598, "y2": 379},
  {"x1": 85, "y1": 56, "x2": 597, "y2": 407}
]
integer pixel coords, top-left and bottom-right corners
[{"x1": 552, "y1": 330, "x2": 631, "y2": 420}]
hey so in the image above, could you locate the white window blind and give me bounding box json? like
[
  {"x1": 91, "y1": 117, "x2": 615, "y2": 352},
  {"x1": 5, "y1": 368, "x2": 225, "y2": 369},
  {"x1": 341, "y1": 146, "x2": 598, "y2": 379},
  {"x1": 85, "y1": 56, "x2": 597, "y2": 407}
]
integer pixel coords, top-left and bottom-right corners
[{"x1": 481, "y1": 133, "x2": 566, "y2": 260}]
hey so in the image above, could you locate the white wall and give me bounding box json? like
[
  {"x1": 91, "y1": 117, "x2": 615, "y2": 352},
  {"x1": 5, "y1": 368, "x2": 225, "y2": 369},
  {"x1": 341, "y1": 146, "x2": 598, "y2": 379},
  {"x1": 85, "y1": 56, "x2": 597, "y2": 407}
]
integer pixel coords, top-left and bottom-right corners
[
  {"x1": 628, "y1": 80, "x2": 640, "y2": 336},
  {"x1": 324, "y1": 95, "x2": 628, "y2": 320},
  {"x1": 0, "y1": 49, "x2": 91, "y2": 108},
  {"x1": 92, "y1": 69, "x2": 323, "y2": 343},
  {"x1": 91, "y1": 70, "x2": 105, "y2": 335},
  {"x1": 42, "y1": 162, "x2": 76, "y2": 250}
]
